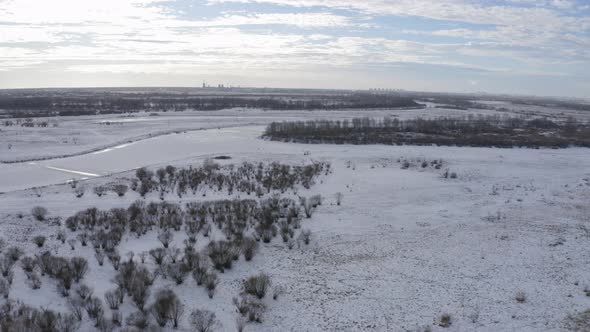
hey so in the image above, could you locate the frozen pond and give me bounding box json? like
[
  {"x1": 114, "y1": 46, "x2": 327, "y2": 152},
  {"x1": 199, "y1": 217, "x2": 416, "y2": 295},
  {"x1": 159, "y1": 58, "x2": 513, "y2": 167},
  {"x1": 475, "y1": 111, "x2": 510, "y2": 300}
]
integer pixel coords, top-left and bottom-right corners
[{"x1": 0, "y1": 126, "x2": 267, "y2": 192}]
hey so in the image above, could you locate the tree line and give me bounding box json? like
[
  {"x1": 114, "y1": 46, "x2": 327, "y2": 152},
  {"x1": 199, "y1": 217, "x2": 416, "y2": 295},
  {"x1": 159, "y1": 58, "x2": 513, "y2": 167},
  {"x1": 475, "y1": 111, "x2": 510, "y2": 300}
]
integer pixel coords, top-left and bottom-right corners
[
  {"x1": 0, "y1": 93, "x2": 420, "y2": 118},
  {"x1": 132, "y1": 160, "x2": 331, "y2": 198},
  {"x1": 263, "y1": 115, "x2": 590, "y2": 148}
]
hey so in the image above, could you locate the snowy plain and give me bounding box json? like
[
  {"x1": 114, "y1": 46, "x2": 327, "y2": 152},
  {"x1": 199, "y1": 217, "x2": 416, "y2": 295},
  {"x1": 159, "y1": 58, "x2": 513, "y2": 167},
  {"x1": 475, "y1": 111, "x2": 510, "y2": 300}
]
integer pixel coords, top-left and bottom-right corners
[{"x1": 0, "y1": 107, "x2": 589, "y2": 331}]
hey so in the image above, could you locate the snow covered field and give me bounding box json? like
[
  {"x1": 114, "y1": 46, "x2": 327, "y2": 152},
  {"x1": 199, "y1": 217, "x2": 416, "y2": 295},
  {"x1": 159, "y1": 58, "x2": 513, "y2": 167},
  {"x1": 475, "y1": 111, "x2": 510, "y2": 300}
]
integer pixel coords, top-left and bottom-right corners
[{"x1": 1, "y1": 109, "x2": 589, "y2": 331}]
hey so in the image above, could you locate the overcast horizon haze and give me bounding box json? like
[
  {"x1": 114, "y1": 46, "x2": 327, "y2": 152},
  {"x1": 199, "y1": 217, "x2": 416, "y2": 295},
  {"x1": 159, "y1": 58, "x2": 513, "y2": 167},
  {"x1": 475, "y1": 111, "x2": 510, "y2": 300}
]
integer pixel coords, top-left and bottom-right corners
[{"x1": 1, "y1": 0, "x2": 589, "y2": 98}]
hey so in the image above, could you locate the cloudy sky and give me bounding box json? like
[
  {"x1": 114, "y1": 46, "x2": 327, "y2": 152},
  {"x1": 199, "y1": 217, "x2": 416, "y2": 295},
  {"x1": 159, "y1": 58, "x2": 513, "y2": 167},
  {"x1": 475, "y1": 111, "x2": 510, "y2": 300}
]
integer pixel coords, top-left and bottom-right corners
[{"x1": 0, "y1": 0, "x2": 589, "y2": 97}]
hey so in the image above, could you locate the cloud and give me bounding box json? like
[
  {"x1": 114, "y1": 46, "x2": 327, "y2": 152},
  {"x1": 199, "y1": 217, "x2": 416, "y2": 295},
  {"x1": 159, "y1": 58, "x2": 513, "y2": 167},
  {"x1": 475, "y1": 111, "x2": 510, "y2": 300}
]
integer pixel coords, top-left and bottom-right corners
[{"x1": 0, "y1": 0, "x2": 588, "y2": 96}]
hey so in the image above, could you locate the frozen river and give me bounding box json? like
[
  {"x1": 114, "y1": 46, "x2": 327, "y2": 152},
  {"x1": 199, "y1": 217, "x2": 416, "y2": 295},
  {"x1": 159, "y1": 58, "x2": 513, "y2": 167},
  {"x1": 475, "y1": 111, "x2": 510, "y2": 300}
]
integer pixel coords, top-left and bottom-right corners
[{"x1": 0, "y1": 126, "x2": 266, "y2": 192}]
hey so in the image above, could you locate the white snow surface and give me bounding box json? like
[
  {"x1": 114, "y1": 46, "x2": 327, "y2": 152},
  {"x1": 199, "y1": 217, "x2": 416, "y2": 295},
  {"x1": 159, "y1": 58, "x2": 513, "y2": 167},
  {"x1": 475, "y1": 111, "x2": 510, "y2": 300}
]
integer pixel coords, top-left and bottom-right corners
[{"x1": 0, "y1": 110, "x2": 589, "y2": 331}]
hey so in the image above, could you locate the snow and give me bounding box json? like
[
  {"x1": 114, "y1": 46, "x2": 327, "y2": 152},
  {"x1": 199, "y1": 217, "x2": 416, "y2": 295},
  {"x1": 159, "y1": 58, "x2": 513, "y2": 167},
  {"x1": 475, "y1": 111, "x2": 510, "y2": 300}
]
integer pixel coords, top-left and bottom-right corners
[{"x1": 1, "y1": 109, "x2": 590, "y2": 331}]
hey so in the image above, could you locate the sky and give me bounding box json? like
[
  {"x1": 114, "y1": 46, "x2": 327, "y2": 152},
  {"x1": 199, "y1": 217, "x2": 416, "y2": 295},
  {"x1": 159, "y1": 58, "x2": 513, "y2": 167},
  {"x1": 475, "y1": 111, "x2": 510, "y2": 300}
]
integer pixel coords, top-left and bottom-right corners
[{"x1": 0, "y1": 0, "x2": 589, "y2": 97}]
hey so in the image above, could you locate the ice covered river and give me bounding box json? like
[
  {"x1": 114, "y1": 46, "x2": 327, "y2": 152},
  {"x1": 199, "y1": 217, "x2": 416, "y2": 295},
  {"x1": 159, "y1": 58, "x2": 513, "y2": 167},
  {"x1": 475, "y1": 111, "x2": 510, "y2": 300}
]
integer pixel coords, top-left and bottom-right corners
[{"x1": 0, "y1": 126, "x2": 266, "y2": 192}]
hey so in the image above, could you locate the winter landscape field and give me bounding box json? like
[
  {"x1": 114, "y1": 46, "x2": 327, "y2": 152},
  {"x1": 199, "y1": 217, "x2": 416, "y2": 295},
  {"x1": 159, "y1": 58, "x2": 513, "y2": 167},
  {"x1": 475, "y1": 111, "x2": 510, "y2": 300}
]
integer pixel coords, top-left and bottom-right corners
[
  {"x1": 1, "y1": 88, "x2": 590, "y2": 331},
  {"x1": 2, "y1": 0, "x2": 590, "y2": 331}
]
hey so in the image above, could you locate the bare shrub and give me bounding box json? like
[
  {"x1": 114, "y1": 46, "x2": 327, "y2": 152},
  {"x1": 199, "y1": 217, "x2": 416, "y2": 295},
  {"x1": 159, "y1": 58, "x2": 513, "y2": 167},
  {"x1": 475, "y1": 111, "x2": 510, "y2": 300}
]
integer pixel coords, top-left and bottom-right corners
[
  {"x1": 76, "y1": 284, "x2": 93, "y2": 300},
  {"x1": 58, "y1": 313, "x2": 80, "y2": 332},
  {"x1": 190, "y1": 309, "x2": 220, "y2": 332},
  {"x1": 335, "y1": 192, "x2": 343, "y2": 206},
  {"x1": 36, "y1": 309, "x2": 59, "y2": 332},
  {"x1": 20, "y1": 256, "x2": 36, "y2": 273},
  {"x1": 113, "y1": 184, "x2": 128, "y2": 197},
  {"x1": 167, "y1": 263, "x2": 189, "y2": 285},
  {"x1": 299, "y1": 229, "x2": 312, "y2": 245},
  {"x1": 190, "y1": 254, "x2": 209, "y2": 286},
  {"x1": 31, "y1": 206, "x2": 48, "y2": 221},
  {"x1": 202, "y1": 224, "x2": 212, "y2": 237},
  {"x1": 207, "y1": 240, "x2": 234, "y2": 272},
  {"x1": 236, "y1": 316, "x2": 247, "y2": 332},
  {"x1": 273, "y1": 285, "x2": 285, "y2": 300},
  {"x1": 439, "y1": 313, "x2": 452, "y2": 328},
  {"x1": 74, "y1": 186, "x2": 85, "y2": 198},
  {"x1": 0, "y1": 277, "x2": 10, "y2": 298},
  {"x1": 28, "y1": 271, "x2": 42, "y2": 289},
  {"x1": 168, "y1": 247, "x2": 181, "y2": 264},
  {"x1": 70, "y1": 257, "x2": 88, "y2": 282},
  {"x1": 563, "y1": 309, "x2": 590, "y2": 331},
  {"x1": 158, "y1": 230, "x2": 174, "y2": 248},
  {"x1": 131, "y1": 277, "x2": 151, "y2": 311},
  {"x1": 0, "y1": 255, "x2": 15, "y2": 278},
  {"x1": 243, "y1": 273, "x2": 271, "y2": 299},
  {"x1": 150, "y1": 288, "x2": 179, "y2": 327},
  {"x1": 309, "y1": 194, "x2": 322, "y2": 207},
  {"x1": 93, "y1": 185, "x2": 107, "y2": 197},
  {"x1": 107, "y1": 252, "x2": 121, "y2": 271},
  {"x1": 149, "y1": 248, "x2": 166, "y2": 265},
  {"x1": 241, "y1": 237, "x2": 258, "y2": 261},
  {"x1": 205, "y1": 272, "x2": 219, "y2": 299},
  {"x1": 169, "y1": 293, "x2": 185, "y2": 329},
  {"x1": 57, "y1": 229, "x2": 67, "y2": 244},
  {"x1": 68, "y1": 298, "x2": 84, "y2": 321},
  {"x1": 126, "y1": 311, "x2": 150, "y2": 330},
  {"x1": 515, "y1": 291, "x2": 526, "y2": 303},
  {"x1": 32, "y1": 235, "x2": 46, "y2": 247},
  {"x1": 233, "y1": 294, "x2": 266, "y2": 322},
  {"x1": 68, "y1": 239, "x2": 76, "y2": 250},
  {"x1": 77, "y1": 233, "x2": 89, "y2": 246},
  {"x1": 57, "y1": 279, "x2": 72, "y2": 297},
  {"x1": 6, "y1": 247, "x2": 23, "y2": 261},
  {"x1": 95, "y1": 250, "x2": 105, "y2": 266},
  {"x1": 85, "y1": 297, "x2": 105, "y2": 325},
  {"x1": 105, "y1": 289, "x2": 120, "y2": 310},
  {"x1": 115, "y1": 287, "x2": 125, "y2": 304},
  {"x1": 111, "y1": 310, "x2": 122, "y2": 327},
  {"x1": 301, "y1": 198, "x2": 313, "y2": 218}
]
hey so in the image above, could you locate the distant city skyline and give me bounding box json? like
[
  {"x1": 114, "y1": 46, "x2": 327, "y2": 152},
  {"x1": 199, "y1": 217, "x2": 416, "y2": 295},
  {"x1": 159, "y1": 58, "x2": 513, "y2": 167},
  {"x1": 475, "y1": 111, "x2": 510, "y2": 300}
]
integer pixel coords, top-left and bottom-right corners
[{"x1": 0, "y1": 0, "x2": 589, "y2": 98}]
